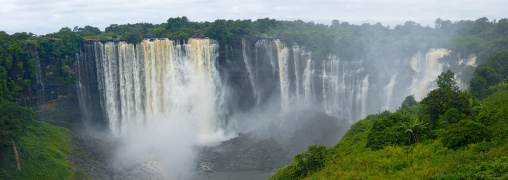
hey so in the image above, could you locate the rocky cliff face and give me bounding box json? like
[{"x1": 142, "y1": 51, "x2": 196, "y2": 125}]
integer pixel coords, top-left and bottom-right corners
[
  {"x1": 34, "y1": 37, "x2": 462, "y2": 131},
  {"x1": 32, "y1": 51, "x2": 83, "y2": 126}
]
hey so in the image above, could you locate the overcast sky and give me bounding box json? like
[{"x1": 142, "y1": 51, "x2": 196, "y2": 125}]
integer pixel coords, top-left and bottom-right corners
[{"x1": 1, "y1": 0, "x2": 507, "y2": 35}]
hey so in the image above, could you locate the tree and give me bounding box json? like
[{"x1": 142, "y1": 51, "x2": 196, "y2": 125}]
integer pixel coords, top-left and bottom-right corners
[
  {"x1": 0, "y1": 101, "x2": 32, "y2": 170},
  {"x1": 367, "y1": 112, "x2": 409, "y2": 150},
  {"x1": 400, "y1": 117, "x2": 427, "y2": 144},
  {"x1": 124, "y1": 32, "x2": 142, "y2": 44},
  {"x1": 437, "y1": 69, "x2": 458, "y2": 90},
  {"x1": 470, "y1": 66, "x2": 502, "y2": 98},
  {"x1": 75, "y1": 25, "x2": 101, "y2": 36},
  {"x1": 420, "y1": 88, "x2": 470, "y2": 129},
  {"x1": 401, "y1": 95, "x2": 417, "y2": 107},
  {"x1": 441, "y1": 119, "x2": 489, "y2": 149},
  {"x1": 470, "y1": 50, "x2": 508, "y2": 98},
  {"x1": 402, "y1": 146, "x2": 413, "y2": 160}
]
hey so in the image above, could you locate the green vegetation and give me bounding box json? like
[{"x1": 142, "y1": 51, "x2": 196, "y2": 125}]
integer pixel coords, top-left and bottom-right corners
[
  {"x1": 470, "y1": 50, "x2": 508, "y2": 99},
  {"x1": 441, "y1": 119, "x2": 488, "y2": 149},
  {"x1": 0, "y1": 16, "x2": 507, "y2": 179},
  {"x1": 0, "y1": 28, "x2": 84, "y2": 105},
  {"x1": 82, "y1": 16, "x2": 508, "y2": 62},
  {"x1": 0, "y1": 101, "x2": 83, "y2": 179},
  {"x1": 271, "y1": 145, "x2": 327, "y2": 179},
  {"x1": 366, "y1": 113, "x2": 409, "y2": 150},
  {"x1": 270, "y1": 52, "x2": 508, "y2": 179},
  {"x1": 0, "y1": 32, "x2": 37, "y2": 103}
]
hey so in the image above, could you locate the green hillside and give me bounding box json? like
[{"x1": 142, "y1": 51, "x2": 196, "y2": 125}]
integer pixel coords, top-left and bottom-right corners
[
  {"x1": 270, "y1": 51, "x2": 508, "y2": 179},
  {"x1": 0, "y1": 102, "x2": 86, "y2": 179}
]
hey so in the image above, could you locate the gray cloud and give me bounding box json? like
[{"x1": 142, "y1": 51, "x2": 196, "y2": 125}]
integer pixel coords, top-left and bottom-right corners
[{"x1": 1, "y1": 0, "x2": 507, "y2": 35}]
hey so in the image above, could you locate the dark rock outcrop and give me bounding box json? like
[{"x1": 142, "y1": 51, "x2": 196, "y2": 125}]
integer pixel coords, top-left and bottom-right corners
[{"x1": 197, "y1": 109, "x2": 348, "y2": 173}]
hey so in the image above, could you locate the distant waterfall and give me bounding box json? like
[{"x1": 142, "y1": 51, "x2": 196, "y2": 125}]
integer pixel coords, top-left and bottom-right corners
[
  {"x1": 302, "y1": 55, "x2": 314, "y2": 103},
  {"x1": 275, "y1": 40, "x2": 290, "y2": 110},
  {"x1": 321, "y1": 56, "x2": 366, "y2": 123},
  {"x1": 383, "y1": 73, "x2": 397, "y2": 110},
  {"x1": 84, "y1": 39, "x2": 224, "y2": 136},
  {"x1": 242, "y1": 39, "x2": 368, "y2": 123},
  {"x1": 409, "y1": 49, "x2": 449, "y2": 101},
  {"x1": 242, "y1": 39, "x2": 258, "y2": 103},
  {"x1": 35, "y1": 50, "x2": 45, "y2": 104},
  {"x1": 360, "y1": 75, "x2": 369, "y2": 118},
  {"x1": 456, "y1": 54, "x2": 477, "y2": 90}
]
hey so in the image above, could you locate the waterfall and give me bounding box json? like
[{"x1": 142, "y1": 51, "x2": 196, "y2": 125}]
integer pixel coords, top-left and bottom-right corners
[
  {"x1": 360, "y1": 75, "x2": 369, "y2": 118},
  {"x1": 302, "y1": 53, "x2": 313, "y2": 103},
  {"x1": 76, "y1": 50, "x2": 89, "y2": 123},
  {"x1": 321, "y1": 56, "x2": 366, "y2": 123},
  {"x1": 322, "y1": 58, "x2": 340, "y2": 119},
  {"x1": 255, "y1": 39, "x2": 278, "y2": 75},
  {"x1": 76, "y1": 45, "x2": 106, "y2": 129},
  {"x1": 293, "y1": 45, "x2": 301, "y2": 103},
  {"x1": 275, "y1": 40, "x2": 290, "y2": 110},
  {"x1": 408, "y1": 49, "x2": 449, "y2": 101},
  {"x1": 88, "y1": 39, "x2": 225, "y2": 137},
  {"x1": 383, "y1": 73, "x2": 397, "y2": 110},
  {"x1": 457, "y1": 53, "x2": 477, "y2": 90},
  {"x1": 240, "y1": 40, "x2": 368, "y2": 122},
  {"x1": 79, "y1": 38, "x2": 466, "y2": 137},
  {"x1": 242, "y1": 39, "x2": 258, "y2": 103},
  {"x1": 35, "y1": 50, "x2": 45, "y2": 104}
]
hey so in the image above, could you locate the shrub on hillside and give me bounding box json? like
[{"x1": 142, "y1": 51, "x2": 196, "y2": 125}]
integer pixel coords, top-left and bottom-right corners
[
  {"x1": 366, "y1": 113, "x2": 409, "y2": 150},
  {"x1": 441, "y1": 119, "x2": 489, "y2": 149},
  {"x1": 269, "y1": 144, "x2": 327, "y2": 179}
]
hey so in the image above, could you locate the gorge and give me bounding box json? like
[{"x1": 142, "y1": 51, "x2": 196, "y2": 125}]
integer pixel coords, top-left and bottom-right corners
[{"x1": 67, "y1": 36, "x2": 475, "y2": 178}]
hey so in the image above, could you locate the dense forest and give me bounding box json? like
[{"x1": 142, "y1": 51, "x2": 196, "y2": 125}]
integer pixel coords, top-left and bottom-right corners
[{"x1": 1, "y1": 16, "x2": 508, "y2": 179}]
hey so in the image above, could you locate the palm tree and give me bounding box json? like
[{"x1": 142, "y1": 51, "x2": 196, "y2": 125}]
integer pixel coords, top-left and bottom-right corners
[{"x1": 401, "y1": 117, "x2": 427, "y2": 144}]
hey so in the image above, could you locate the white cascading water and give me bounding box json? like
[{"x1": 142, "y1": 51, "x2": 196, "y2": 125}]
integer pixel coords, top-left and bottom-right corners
[
  {"x1": 293, "y1": 45, "x2": 301, "y2": 103},
  {"x1": 322, "y1": 58, "x2": 341, "y2": 119},
  {"x1": 244, "y1": 39, "x2": 369, "y2": 122},
  {"x1": 409, "y1": 49, "x2": 449, "y2": 101},
  {"x1": 275, "y1": 40, "x2": 290, "y2": 110},
  {"x1": 321, "y1": 55, "x2": 366, "y2": 123},
  {"x1": 302, "y1": 52, "x2": 314, "y2": 103},
  {"x1": 360, "y1": 75, "x2": 369, "y2": 118},
  {"x1": 90, "y1": 39, "x2": 230, "y2": 178},
  {"x1": 87, "y1": 39, "x2": 462, "y2": 141},
  {"x1": 35, "y1": 50, "x2": 45, "y2": 104},
  {"x1": 93, "y1": 39, "x2": 226, "y2": 139},
  {"x1": 241, "y1": 40, "x2": 464, "y2": 123},
  {"x1": 246, "y1": 38, "x2": 315, "y2": 110},
  {"x1": 383, "y1": 73, "x2": 397, "y2": 110},
  {"x1": 457, "y1": 53, "x2": 477, "y2": 90},
  {"x1": 242, "y1": 39, "x2": 258, "y2": 103},
  {"x1": 293, "y1": 46, "x2": 314, "y2": 104},
  {"x1": 255, "y1": 39, "x2": 278, "y2": 75},
  {"x1": 76, "y1": 51, "x2": 89, "y2": 124}
]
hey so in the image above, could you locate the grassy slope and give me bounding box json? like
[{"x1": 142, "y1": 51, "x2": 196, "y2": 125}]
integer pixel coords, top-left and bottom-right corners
[
  {"x1": 271, "y1": 89, "x2": 508, "y2": 179},
  {"x1": 0, "y1": 120, "x2": 85, "y2": 179},
  {"x1": 307, "y1": 131, "x2": 508, "y2": 179}
]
